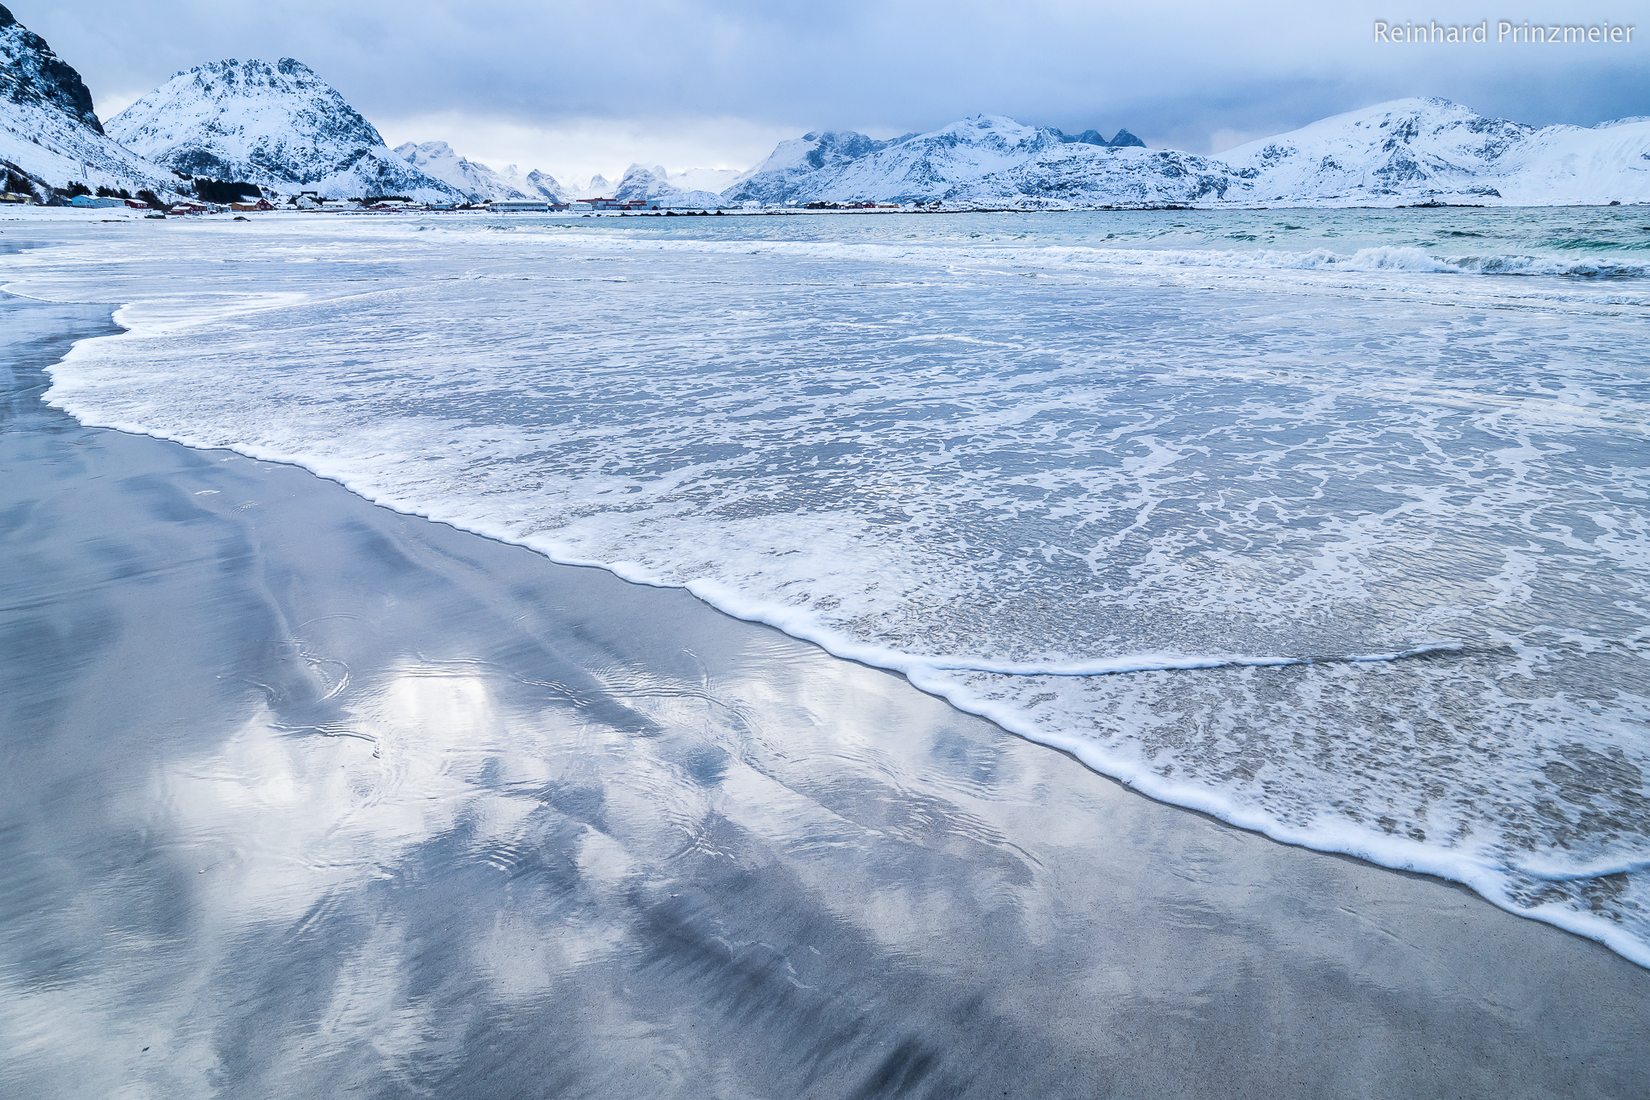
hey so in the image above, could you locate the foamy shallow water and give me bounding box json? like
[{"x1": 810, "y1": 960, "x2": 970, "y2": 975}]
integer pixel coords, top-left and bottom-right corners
[{"x1": 5, "y1": 207, "x2": 1649, "y2": 962}]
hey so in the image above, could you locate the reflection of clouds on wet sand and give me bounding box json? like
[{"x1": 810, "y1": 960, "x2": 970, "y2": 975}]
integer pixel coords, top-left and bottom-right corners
[
  {"x1": 3, "y1": 293, "x2": 1649, "y2": 1098},
  {"x1": 169, "y1": 668, "x2": 492, "y2": 923},
  {"x1": 13, "y1": 212, "x2": 1650, "y2": 959},
  {"x1": 134, "y1": 613, "x2": 1104, "y2": 1093}
]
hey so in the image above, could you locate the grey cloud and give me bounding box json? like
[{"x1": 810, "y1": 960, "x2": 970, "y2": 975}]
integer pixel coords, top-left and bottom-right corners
[{"x1": 19, "y1": 0, "x2": 1648, "y2": 162}]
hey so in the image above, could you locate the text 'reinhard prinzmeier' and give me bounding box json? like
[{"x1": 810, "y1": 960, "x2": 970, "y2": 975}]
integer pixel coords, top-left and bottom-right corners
[{"x1": 1374, "y1": 20, "x2": 1634, "y2": 44}]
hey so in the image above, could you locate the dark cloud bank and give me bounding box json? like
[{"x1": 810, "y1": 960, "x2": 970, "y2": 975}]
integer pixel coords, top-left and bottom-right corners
[{"x1": 20, "y1": 1, "x2": 1649, "y2": 166}]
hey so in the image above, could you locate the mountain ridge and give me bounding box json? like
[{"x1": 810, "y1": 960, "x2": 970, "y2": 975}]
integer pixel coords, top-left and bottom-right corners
[
  {"x1": 0, "y1": 2, "x2": 177, "y2": 197},
  {"x1": 394, "y1": 140, "x2": 554, "y2": 203},
  {"x1": 727, "y1": 113, "x2": 1230, "y2": 207},
  {"x1": 0, "y1": 2, "x2": 100, "y2": 133},
  {"x1": 613, "y1": 164, "x2": 725, "y2": 207},
  {"x1": 0, "y1": 3, "x2": 1643, "y2": 212},
  {"x1": 108, "y1": 58, "x2": 466, "y2": 201},
  {"x1": 729, "y1": 100, "x2": 1650, "y2": 208}
]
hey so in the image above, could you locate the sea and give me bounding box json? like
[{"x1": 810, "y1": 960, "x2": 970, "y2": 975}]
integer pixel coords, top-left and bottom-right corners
[{"x1": 7, "y1": 204, "x2": 1650, "y2": 963}]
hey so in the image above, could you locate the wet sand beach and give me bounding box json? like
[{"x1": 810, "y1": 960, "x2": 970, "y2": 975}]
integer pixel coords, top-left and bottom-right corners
[{"x1": 2, "y1": 290, "x2": 1648, "y2": 1097}]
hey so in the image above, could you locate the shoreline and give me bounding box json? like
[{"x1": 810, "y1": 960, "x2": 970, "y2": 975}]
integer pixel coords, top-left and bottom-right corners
[
  {"x1": 6, "y1": 195, "x2": 1650, "y2": 230},
  {"x1": 15, "y1": 227, "x2": 1649, "y2": 970},
  {"x1": 2, "y1": 291, "x2": 1648, "y2": 1094}
]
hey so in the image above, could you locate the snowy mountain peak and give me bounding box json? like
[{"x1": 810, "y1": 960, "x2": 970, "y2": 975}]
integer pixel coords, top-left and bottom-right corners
[
  {"x1": 109, "y1": 57, "x2": 463, "y2": 201},
  {"x1": 1304, "y1": 96, "x2": 1522, "y2": 133},
  {"x1": 393, "y1": 139, "x2": 539, "y2": 202},
  {"x1": 0, "y1": 3, "x2": 176, "y2": 197},
  {"x1": 788, "y1": 131, "x2": 889, "y2": 170},
  {"x1": 513, "y1": 167, "x2": 566, "y2": 202},
  {"x1": 723, "y1": 130, "x2": 889, "y2": 204},
  {"x1": 112, "y1": 57, "x2": 383, "y2": 176},
  {"x1": 946, "y1": 114, "x2": 1044, "y2": 140},
  {"x1": 730, "y1": 94, "x2": 1650, "y2": 209},
  {"x1": 400, "y1": 139, "x2": 457, "y2": 159},
  {"x1": 1050, "y1": 126, "x2": 1146, "y2": 150},
  {"x1": 0, "y1": 2, "x2": 102, "y2": 134},
  {"x1": 613, "y1": 163, "x2": 725, "y2": 207},
  {"x1": 1221, "y1": 96, "x2": 1537, "y2": 202},
  {"x1": 728, "y1": 112, "x2": 1231, "y2": 207},
  {"x1": 921, "y1": 114, "x2": 1065, "y2": 157},
  {"x1": 567, "y1": 173, "x2": 618, "y2": 199}
]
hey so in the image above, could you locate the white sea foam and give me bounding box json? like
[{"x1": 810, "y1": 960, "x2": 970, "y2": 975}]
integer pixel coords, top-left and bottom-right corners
[
  {"x1": 6, "y1": 209, "x2": 1650, "y2": 966},
  {"x1": 504, "y1": 227, "x2": 1650, "y2": 286},
  {"x1": 912, "y1": 641, "x2": 1469, "y2": 677}
]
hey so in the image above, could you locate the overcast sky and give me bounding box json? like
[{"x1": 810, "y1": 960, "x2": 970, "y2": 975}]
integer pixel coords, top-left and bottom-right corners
[{"x1": 20, "y1": 1, "x2": 1650, "y2": 184}]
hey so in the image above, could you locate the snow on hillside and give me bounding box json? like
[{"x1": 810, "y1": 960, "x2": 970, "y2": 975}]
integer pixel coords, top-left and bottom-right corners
[
  {"x1": 1491, "y1": 117, "x2": 1650, "y2": 205},
  {"x1": 613, "y1": 164, "x2": 725, "y2": 207},
  {"x1": 965, "y1": 144, "x2": 1242, "y2": 206},
  {"x1": 496, "y1": 165, "x2": 565, "y2": 203},
  {"x1": 723, "y1": 130, "x2": 893, "y2": 205},
  {"x1": 1221, "y1": 97, "x2": 1650, "y2": 206},
  {"x1": 732, "y1": 100, "x2": 1650, "y2": 209},
  {"x1": 7, "y1": 17, "x2": 1642, "y2": 215},
  {"x1": 726, "y1": 114, "x2": 1233, "y2": 207},
  {"x1": 108, "y1": 59, "x2": 465, "y2": 201},
  {"x1": 821, "y1": 115, "x2": 1065, "y2": 203},
  {"x1": 0, "y1": 3, "x2": 176, "y2": 197},
  {"x1": 565, "y1": 173, "x2": 619, "y2": 200},
  {"x1": 1220, "y1": 97, "x2": 1530, "y2": 202},
  {"x1": 393, "y1": 140, "x2": 533, "y2": 202}
]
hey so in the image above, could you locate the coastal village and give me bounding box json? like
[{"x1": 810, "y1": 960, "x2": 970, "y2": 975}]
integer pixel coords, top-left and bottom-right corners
[
  {"x1": 3, "y1": 186, "x2": 680, "y2": 215},
  {"x1": 0, "y1": 185, "x2": 907, "y2": 216}
]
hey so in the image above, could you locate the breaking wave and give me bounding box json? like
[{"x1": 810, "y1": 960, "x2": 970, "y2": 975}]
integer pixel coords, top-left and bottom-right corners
[
  {"x1": 1096, "y1": 244, "x2": 1650, "y2": 279},
  {"x1": 9, "y1": 210, "x2": 1650, "y2": 968},
  {"x1": 912, "y1": 641, "x2": 1471, "y2": 678}
]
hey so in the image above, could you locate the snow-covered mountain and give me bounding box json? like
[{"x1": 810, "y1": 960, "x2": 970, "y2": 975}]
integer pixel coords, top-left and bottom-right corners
[
  {"x1": 0, "y1": 3, "x2": 175, "y2": 197},
  {"x1": 566, "y1": 173, "x2": 618, "y2": 200},
  {"x1": 1222, "y1": 97, "x2": 1525, "y2": 202},
  {"x1": 612, "y1": 164, "x2": 725, "y2": 207},
  {"x1": 1221, "y1": 97, "x2": 1650, "y2": 205},
  {"x1": 9, "y1": 24, "x2": 1644, "y2": 214},
  {"x1": 723, "y1": 130, "x2": 894, "y2": 206},
  {"x1": 496, "y1": 165, "x2": 565, "y2": 203},
  {"x1": 108, "y1": 58, "x2": 466, "y2": 201},
  {"x1": 958, "y1": 142, "x2": 1240, "y2": 207},
  {"x1": 729, "y1": 101, "x2": 1650, "y2": 209},
  {"x1": 725, "y1": 114, "x2": 1234, "y2": 207},
  {"x1": 1492, "y1": 117, "x2": 1650, "y2": 205},
  {"x1": 391, "y1": 143, "x2": 568, "y2": 204},
  {"x1": 393, "y1": 140, "x2": 536, "y2": 202},
  {"x1": 1054, "y1": 126, "x2": 1146, "y2": 149}
]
